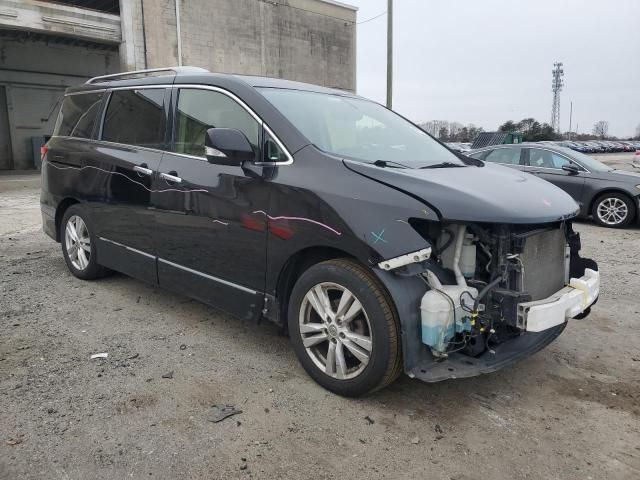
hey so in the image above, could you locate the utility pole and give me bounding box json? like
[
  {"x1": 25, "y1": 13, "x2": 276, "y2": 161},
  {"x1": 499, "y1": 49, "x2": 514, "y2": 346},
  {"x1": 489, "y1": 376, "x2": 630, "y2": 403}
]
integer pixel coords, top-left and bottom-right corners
[
  {"x1": 551, "y1": 62, "x2": 564, "y2": 133},
  {"x1": 175, "y1": 0, "x2": 182, "y2": 66},
  {"x1": 386, "y1": 0, "x2": 393, "y2": 109},
  {"x1": 568, "y1": 101, "x2": 573, "y2": 140}
]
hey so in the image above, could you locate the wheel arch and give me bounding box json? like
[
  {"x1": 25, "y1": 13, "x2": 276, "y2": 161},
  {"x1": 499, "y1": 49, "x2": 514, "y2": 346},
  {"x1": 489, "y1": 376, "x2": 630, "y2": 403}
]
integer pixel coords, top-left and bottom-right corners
[
  {"x1": 55, "y1": 197, "x2": 81, "y2": 242},
  {"x1": 588, "y1": 188, "x2": 638, "y2": 220},
  {"x1": 273, "y1": 246, "x2": 367, "y2": 331}
]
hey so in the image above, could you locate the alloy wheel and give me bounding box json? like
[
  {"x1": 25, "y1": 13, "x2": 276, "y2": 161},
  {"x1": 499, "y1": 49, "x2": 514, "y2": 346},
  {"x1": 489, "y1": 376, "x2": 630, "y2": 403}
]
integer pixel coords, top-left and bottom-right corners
[
  {"x1": 65, "y1": 215, "x2": 91, "y2": 270},
  {"x1": 596, "y1": 197, "x2": 628, "y2": 226},
  {"x1": 298, "y1": 282, "x2": 373, "y2": 380}
]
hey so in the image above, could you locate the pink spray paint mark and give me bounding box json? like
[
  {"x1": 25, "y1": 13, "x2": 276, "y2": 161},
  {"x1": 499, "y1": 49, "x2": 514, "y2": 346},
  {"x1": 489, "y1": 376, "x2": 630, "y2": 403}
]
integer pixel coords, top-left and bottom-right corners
[{"x1": 253, "y1": 210, "x2": 341, "y2": 236}]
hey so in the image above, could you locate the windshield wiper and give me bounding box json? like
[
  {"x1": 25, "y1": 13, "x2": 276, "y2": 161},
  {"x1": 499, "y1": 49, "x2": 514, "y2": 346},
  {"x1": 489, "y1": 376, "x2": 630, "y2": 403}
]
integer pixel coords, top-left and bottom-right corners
[
  {"x1": 419, "y1": 162, "x2": 466, "y2": 169},
  {"x1": 372, "y1": 160, "x2": 411, "y2": 169}
]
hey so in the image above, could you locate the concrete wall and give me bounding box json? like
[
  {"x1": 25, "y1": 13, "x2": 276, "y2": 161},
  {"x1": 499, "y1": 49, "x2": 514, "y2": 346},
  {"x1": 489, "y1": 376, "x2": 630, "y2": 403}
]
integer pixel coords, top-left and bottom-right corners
[
  {"x1": 0, "y1": 0, "x2": 356, "y2": 169},
  {"x1": 0, "y1": 0, "x2": 120, "y2": 44},
  {"x1": 118, "y1": 0, "x2": 146, "y2": 71},
  {"x1": 0, "y1": 36, "x2": 118, "y2": 169},
  {"x1": 134, "y1": 0, "x2": 357, "y2": 91}
]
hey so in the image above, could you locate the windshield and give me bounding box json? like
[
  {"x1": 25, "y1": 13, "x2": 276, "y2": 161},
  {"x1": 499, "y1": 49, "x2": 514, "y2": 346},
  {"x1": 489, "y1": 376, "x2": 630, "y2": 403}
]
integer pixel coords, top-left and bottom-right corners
[
  {"x1": 258, "y1": 88, "x2": 466, "y2": 168},
  {"x1": 558, "y1": 147, "x2": 612, "y2": 172}
]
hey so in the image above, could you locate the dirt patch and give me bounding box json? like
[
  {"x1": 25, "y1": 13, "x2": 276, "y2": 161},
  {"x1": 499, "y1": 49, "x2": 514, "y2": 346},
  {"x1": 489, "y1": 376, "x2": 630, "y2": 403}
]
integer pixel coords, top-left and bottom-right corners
[
  {"x1": 548, "y1": 374, "x2": 640, "y2": 416},
  {"x1": 1, "y1": 172, "x2": 640, "y2": 480}
]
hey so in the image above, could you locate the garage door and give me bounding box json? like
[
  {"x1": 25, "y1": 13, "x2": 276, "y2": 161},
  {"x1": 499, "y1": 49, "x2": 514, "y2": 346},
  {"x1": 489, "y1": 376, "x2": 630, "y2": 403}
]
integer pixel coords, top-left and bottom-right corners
[
  {"x1": 0, "y1": 86, "x2": 11, "y2": 170},
  {"x1": 8, "y1": 86, "x2": 64, "y2": 169}
]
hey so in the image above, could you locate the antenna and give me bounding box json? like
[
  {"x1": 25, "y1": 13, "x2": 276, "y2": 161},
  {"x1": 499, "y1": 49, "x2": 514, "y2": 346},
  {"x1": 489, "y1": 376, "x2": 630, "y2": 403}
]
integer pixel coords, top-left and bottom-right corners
[{"x1": 551, "y1": 62, "x2": 564, "y2": 134}]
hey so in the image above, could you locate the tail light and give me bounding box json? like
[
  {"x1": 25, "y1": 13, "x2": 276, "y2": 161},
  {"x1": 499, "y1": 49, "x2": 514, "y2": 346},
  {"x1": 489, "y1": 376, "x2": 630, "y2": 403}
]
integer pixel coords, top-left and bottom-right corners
[{"x1": 40, "y1": 144, "x2": 49, "y2": 161}]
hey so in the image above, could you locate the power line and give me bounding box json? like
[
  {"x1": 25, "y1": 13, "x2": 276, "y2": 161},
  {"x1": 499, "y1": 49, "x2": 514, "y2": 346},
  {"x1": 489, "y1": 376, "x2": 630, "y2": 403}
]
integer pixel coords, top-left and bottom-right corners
[
  {"x1": 355, "y1": 11, "x2": 387, "y2": 25},
  {"x1": 257, "y1": 0, "x2": 358, "y2": 24},
  {"x1": 386, "y1": 0, "x2": 392, "y2": 108}
]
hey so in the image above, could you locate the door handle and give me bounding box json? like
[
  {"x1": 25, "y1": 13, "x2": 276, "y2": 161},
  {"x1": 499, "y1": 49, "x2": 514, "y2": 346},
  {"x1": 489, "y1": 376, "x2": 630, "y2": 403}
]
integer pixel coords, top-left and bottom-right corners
[
  {"x1": 160, "y1": 172, "x2": 182, "y2": 184},
  {"x1": 134, "y1": 165, "x2": 153, "y2": 176}
]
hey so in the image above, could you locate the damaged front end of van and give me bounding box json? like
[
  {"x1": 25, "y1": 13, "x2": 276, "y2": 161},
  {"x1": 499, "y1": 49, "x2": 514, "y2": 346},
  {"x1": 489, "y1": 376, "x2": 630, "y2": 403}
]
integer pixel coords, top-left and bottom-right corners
[{"x1": 345, "y1": 160, "x2": 600, "y2": 382}]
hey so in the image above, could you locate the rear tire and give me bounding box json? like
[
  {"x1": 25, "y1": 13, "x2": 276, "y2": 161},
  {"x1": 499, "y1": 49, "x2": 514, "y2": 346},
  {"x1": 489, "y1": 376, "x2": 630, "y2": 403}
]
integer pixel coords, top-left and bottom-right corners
[
  {"x1": 592, "y1": 193, "x2": 635, "y2": 228},
  {"x1": 61, "y1": 205, "x2": 111, "y2": 280},
  {"x1": 288, "y1": 258, "x2": 402, "y2": 397}
]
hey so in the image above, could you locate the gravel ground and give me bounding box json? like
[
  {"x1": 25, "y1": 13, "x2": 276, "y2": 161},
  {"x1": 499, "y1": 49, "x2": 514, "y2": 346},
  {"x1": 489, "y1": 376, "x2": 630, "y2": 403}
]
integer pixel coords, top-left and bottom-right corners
[{"x1": 1, "y1": 155, "x2": 639, "y2": 479}]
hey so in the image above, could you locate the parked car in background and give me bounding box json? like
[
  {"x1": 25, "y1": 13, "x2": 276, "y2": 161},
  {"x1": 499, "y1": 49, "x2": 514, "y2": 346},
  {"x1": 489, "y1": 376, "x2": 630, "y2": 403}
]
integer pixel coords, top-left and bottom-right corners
[
  {"x1": 41, "y1": 67, "x2": 600, "y2": 396},
  {"x1": 619, "y1": 141, "x2": 637, "y2": 152},
  {"x1": 468, "y1": 144, "x2": 640, "y2": 228},
  {"x1": 445, "y1": 142, "x2": 472, "y2": 153},
  {"x1": 560, "y1": 141, "x2": 589, "y2": 153}
]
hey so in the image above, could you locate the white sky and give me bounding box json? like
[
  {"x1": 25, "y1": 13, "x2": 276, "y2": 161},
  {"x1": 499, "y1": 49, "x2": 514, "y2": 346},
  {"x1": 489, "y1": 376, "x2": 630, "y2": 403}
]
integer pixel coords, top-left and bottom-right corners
[{"x1": 347, "y1": 0, "x2": 640, "y2": 137}]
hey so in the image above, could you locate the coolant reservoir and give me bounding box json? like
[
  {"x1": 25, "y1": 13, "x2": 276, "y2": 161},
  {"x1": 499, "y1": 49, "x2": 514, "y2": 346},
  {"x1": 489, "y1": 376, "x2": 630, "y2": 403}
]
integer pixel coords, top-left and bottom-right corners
[
  {"x1": 460, "y1": 234, "x2": 476, "y2": 278},
  {"x1": 420, "y1": 285, "x2": 478, "y2": 355}
]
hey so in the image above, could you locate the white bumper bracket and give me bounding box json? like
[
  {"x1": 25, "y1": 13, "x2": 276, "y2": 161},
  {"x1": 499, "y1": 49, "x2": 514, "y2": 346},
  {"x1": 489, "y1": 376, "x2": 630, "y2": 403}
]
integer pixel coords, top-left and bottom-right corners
[{"x1": 518, "y1": 269, "x2": 600, "y2": 332}]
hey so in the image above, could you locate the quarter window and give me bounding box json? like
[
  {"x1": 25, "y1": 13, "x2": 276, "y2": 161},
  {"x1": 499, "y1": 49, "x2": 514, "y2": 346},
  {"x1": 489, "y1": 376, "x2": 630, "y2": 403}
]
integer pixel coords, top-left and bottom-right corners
[
  {"x1": 174, "y1": 89, "x2": 259, "y2": 157},
  {"x1": 54, "y1": 92, "x2": 104, "y2": 139},
  {"x1": 263, "y1": 132, "x2": 288, "y2": 163},
  {"x1": 102, "y1": 89, "x2": 166, "y2": 148},
  {"x1": 483, "y1": 147, "x2": 522, "y2": 165}
]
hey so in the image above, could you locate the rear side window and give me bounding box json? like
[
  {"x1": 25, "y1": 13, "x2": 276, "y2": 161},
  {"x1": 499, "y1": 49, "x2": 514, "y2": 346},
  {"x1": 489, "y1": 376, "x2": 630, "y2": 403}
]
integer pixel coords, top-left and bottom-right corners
[
  {"x1": 173, "y1": 89, "x2": 259, "y2": 157},
  {"x1": 54, "y1": 92, "x2": 104, "y2": 139},
  {"x1": 102, "y1": 89, "x2": 166, "y2": 148}
]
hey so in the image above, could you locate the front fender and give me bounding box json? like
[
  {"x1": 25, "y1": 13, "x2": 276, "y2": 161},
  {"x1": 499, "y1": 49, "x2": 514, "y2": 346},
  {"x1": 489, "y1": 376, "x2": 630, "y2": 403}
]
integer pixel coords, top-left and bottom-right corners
[{"x1": 264, "y1": 146, "x2": 439, "y2": 293}]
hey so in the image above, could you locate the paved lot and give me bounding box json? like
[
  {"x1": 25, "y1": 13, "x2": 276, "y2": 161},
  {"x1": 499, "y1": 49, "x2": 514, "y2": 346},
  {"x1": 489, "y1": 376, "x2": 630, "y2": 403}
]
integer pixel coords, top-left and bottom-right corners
[
  {"x1": 592, "y1": 152, "x2": 639, "y2": 171},
  {"x1": 1, "y1": 155, "x2": 639, "y2": 479}
]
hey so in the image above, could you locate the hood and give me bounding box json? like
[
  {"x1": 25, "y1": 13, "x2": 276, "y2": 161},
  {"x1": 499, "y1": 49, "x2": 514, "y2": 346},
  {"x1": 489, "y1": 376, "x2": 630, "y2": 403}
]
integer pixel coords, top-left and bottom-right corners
[{"x1": 343, "y1": 160, "x2": 579, "y2": 224}]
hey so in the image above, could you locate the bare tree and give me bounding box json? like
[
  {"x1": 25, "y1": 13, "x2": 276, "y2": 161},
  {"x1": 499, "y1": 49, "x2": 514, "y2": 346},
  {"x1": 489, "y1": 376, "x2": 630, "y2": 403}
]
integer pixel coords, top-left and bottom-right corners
[
  {"x1": 420, "y1": 120, "x2": 450, "y2": 138},
  {"x1": 438, "y1": 126, "x2": 449, "y2": 141},
  {"x1": 449, "y1": 122, "x2": 463, "y2": 138},
  {"x1": 419, "y1": 121, "x2": 437, "y2": 136},
  {"x1": 635, "y1": 123, "x2": 640, "y2": 139},
  {"x1": 592, "y1": 121, "x2": 609, "y2": 138}
]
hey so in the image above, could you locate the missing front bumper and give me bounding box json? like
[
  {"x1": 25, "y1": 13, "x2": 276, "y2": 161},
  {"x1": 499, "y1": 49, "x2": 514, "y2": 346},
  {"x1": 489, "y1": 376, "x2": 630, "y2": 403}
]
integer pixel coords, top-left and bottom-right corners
[{"x1": 518, "y1": 269, "x2": 600, "y2": 333}]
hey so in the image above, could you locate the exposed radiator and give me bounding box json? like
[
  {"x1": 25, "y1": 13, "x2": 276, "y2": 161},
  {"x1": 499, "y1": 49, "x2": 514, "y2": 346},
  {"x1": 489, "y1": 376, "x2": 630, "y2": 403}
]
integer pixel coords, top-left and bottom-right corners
[{"x1": 519, "y1": 228, "x2": 567, "y2": 301}]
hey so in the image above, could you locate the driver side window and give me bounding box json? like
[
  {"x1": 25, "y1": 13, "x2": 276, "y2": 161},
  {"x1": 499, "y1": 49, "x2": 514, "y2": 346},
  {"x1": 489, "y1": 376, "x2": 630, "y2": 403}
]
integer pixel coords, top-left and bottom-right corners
[
  {"x1": 529, "y1": 149, "x2": 572, "y2": 169},
  {"x1": 482, "y1": 147, "x2": 522, "y2": 165},
  {"x1": 174, "y1": 88, "x2": 259, "y2": 157},
  {"x1": 549, "y1": 152, "x2": 572, "y2": 169}
]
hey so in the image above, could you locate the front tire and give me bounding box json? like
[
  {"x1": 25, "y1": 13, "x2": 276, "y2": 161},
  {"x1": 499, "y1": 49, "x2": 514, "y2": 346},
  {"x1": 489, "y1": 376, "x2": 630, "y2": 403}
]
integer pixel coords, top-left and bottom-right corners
[
  {"x1": 592, "y1": 193, "x2": 635, "y2": 228},
  {"x1": 61, "y1": 205, "x2": 110, "y2": 280},
  {"x1": 288, "y1": 259, "x2": 402, "y2": 397}
]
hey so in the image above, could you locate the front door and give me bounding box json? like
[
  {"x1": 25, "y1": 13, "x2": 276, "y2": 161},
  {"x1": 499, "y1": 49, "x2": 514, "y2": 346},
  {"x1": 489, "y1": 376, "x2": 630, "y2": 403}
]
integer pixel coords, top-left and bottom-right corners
[
  {"x1": 151, "y1": 87, "x2": 270, "y2": 320},
  {"x1": 89, "y1": 87, "x2": 169, "y2": 283},
  {"x1": 524, "y1": 148, "x2": 586, "y2": 207}
]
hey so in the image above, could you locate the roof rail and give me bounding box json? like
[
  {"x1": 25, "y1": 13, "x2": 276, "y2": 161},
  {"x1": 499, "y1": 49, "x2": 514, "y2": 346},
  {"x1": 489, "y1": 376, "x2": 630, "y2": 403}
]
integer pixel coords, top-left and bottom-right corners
[{"x1": 86, "y1": 66, "x2": 209, "y2": 85}]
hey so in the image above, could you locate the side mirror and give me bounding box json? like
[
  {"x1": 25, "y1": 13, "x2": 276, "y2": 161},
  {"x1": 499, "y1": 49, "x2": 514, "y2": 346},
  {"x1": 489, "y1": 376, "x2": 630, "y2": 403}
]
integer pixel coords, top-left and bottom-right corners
[
  {"x1": 562, "y1": 163, "x2": 580, "y2": 174},
  {"x1": 205, "y1": 128, "x2": 255, "y2": 166}
]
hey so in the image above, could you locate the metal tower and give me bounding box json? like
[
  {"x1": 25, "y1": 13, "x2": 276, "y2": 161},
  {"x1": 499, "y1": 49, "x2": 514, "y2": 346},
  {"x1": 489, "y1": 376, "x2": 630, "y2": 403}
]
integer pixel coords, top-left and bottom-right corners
[{"x1": 551, "y1": 62, "x2": 564, "y2": 133}]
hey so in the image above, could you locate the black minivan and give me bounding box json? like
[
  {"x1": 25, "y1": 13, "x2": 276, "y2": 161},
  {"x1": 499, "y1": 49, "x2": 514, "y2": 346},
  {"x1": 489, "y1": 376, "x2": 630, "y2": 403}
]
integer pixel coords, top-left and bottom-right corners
[{"x1": 41, "y1": 67, "x2": 600, "y2": 396}]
